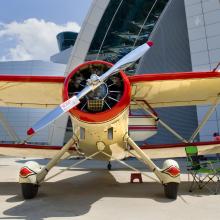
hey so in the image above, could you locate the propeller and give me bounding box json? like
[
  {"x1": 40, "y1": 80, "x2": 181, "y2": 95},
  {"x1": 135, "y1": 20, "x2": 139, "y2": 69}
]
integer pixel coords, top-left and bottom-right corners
[{"x1": 27, "y1": 41, "x2": 153, "y2": 136}]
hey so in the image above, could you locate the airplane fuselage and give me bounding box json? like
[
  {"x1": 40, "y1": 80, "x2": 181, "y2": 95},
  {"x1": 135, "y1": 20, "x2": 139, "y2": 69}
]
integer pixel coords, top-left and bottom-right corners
[{"x1": 71, "y1": 107, "x2": 129, "y2": 160}]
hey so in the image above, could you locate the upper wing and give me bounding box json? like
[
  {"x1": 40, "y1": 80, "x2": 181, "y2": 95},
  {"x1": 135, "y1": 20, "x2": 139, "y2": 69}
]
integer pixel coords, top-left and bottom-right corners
[
  {"x1": 0, "y1": 75, "x2": 65, "y2": 108},
  {"x1": 129, "y1": 71, "x2": 220, "y2": 107}
]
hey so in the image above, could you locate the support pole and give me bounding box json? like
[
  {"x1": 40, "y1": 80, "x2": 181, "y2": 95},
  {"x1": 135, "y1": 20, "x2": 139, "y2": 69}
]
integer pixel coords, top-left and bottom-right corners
[
  {"x1": 102, "y1": 151, "x2": 159, "y2": 182},
  {"x1": 189, "y1": 96, "x2": 220, "y2": 142},
  {"x1": 133, "y1": 100, "x2": 188, "y2": 143},
  {"x1": 45, "y1": 151, "x2": 101, "y2": 182},
  {"x1": 37, "y1": 137, "x2": 77, "y2": 183}
]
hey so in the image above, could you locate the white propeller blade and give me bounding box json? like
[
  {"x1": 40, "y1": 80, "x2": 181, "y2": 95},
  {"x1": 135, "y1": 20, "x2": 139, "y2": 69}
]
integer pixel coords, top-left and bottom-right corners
[{"x1": 27, "y1": 41, "x2": 153, "y2": 135}]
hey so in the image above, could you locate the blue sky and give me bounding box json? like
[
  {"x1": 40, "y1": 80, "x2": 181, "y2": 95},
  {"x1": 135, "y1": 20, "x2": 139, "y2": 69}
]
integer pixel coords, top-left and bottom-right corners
[{"x1": 0, "y1": 0, "x2": 92, "y2": 61}]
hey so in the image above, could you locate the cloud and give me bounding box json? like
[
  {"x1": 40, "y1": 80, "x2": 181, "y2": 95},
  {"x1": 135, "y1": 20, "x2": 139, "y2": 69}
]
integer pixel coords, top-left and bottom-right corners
[{"x1": 0, "y1": 18, "x2": 80, "y2": 61}]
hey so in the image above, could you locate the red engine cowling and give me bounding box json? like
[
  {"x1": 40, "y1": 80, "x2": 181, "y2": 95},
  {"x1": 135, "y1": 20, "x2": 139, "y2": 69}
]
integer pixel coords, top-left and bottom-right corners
[{"x1": 63, "y1": 60, "x2": 131, "y2": 123}]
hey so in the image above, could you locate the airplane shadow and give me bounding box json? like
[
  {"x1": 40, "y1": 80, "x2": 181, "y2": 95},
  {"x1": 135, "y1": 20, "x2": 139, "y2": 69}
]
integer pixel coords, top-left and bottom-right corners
[{"x1": 0, "y1": 169, "x2": 217, "y2": 220}]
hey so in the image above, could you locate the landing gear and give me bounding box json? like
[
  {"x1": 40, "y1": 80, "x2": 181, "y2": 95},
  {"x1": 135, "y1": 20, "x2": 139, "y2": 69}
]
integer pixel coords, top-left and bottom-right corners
[
  {"x1": 19, "y1": 138, "x2": 77, "y2": 200},
  {"x1": 164, "y1": 182, "x2": 179, "y2": 199},
  {"x1": 126, "y1": 136, "x2": 180, "y2": 199},
  {"x1": 107, "y1": 161, "x2": 112, "y2": 170},
  {"x1": 21, "y1": 183, "x2": 39, "y2": 199}
]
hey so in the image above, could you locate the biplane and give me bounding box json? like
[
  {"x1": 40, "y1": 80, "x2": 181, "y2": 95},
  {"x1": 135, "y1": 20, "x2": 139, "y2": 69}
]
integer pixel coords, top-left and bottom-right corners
[{"x1": 1, "y1": 41, "x2": 220, "y2": 200}]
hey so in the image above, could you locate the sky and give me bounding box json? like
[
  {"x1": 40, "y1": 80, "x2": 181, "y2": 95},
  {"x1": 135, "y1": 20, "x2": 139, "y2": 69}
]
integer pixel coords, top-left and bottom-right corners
[{"x1": 0, "y1": 0, "x2": 92, "y2": 61}]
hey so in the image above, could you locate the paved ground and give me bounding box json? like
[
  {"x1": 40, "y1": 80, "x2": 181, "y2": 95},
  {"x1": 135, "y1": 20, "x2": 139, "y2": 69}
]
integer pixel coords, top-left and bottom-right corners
[{"x1": 0, "y1": 156, "x2": 220, "y2": 220}]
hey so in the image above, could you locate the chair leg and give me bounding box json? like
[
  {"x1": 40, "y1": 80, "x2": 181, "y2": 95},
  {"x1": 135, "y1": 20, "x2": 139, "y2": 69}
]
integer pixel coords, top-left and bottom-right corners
[
  {"x1": 189, "y1": 171, "x2": 204, "y2": 192},
  {"x1": 189, "y1": 172, "x2": 197, "y2": 192},
  {"x1": 195, "y1": 174, "x2": 218, "y2": 194},
  {"x1": 207, "y1": 175, "x2": 218, "y2": 194},
  {"x1": 215, "y1": 176, "x2": 220, "y2": 194}
]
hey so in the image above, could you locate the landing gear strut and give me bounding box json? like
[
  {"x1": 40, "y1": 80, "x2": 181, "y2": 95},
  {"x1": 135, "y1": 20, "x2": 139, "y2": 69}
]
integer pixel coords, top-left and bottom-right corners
[
  {"x1": 19, "y1": 138, "x2": 77, "y2": 199},
  {"x1": 125, "y1": 135, "x2": 180, "y2": 199}
]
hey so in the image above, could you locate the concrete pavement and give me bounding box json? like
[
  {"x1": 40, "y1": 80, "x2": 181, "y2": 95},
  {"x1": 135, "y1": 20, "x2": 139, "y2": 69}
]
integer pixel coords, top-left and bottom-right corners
[{"x1": 0, "y1": 157, "x2": 220, "y2": 220}]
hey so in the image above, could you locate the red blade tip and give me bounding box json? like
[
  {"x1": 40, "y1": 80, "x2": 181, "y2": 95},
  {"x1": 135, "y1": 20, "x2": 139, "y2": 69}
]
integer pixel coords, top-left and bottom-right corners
[
  {"x1": 27, "y1": 128, "x2": 35, "y2": 136},
  {"x1": 146, "y1": 41, "x2": 153, "y2": 47}
]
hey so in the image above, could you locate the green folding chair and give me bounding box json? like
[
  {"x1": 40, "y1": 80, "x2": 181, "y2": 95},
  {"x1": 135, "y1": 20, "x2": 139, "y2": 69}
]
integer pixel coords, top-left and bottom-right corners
[{"x1": 185, "y1": 146, "x2": 220, "y2": 194}]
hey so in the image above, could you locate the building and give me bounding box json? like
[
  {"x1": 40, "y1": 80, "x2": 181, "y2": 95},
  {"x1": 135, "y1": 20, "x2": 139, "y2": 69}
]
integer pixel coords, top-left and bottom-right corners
[
  {"x1": 184, "y1": 0, "x2": 220, "y2": 141},
  {"x1": 0, "y1": 0, "x2": 220, "y2": 145}
]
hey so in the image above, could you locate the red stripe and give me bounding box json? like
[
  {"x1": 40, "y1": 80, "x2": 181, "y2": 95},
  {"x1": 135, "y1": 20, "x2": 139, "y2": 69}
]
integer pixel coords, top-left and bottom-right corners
[
  {"x1": 129, "y1": 114, "x2": 152, "y2": 118},
  {"x1": 0, "y1": 75, "x2": 65, "y2": 83},
  {"x1": 134, "y1": 100, "x2": 158, "y2": 117},
  {"x1": 129, "y1": 126, "x2": 157, "y2": 130},
  {"x1": 129, "y1": 71, "x2": 220, "y2": 83},
  {"x1": 0, "y1": 143, "x2": 76, "y2": 151},
  {"x1": 1, "y1": 141, "x2": 220, "y2": 151},
  {"x1": 139, "y1": 140, "x2": 220, "y2": 150}
]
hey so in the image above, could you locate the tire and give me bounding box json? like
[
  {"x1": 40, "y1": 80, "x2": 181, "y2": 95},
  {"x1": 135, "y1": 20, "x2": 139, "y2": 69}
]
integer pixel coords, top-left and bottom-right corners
[
  {"x1": 21, "y1": 183, "x2": 39, "y2": 199},
  {"x1": 164, "y1": 182, "x2": 179, "y2": 199}
]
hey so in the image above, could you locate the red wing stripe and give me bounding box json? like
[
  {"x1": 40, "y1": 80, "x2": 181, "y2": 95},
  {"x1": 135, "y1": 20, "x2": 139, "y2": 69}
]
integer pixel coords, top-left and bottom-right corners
[
  {"x1": 129, "y1": 71, "x2": 220, "y2": 83},
  {"x1": 0, "y1": 143, "x2": 76, "y2": 151},
  {"x1": 0, "y1": 75, "x2": 65, "y2": 83},
  {"x1": 139, "y1": 140, "x2": 220, "y2": 150},
  {"x1": 1, "y1": 141, "x2": 220, "y2": 151},
  {"x1": 129, "y1": 115, "x2": 153, "y2": 118},
  {"x1": 129, "y1": 126, "x2": 157, "y2": 130}
]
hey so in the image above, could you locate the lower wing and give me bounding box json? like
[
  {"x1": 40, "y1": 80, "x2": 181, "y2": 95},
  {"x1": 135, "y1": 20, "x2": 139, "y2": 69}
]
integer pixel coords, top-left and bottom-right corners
[
  {"x1": 0, "y1": 143, "x2": 78, "y2": 158},
  {"x1": 128, "y1": 141, "x2": 220, "y2": 159}
]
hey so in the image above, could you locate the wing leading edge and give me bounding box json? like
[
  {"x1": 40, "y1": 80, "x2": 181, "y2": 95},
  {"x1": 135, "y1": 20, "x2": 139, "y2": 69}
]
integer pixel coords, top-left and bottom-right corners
[{"x1": 129, "y1": 71, "x2": 220, "y2": 107}]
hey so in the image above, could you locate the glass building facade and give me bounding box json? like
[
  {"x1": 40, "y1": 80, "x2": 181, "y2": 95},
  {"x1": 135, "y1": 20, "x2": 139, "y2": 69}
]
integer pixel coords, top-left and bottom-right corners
[{"x1": 87, "y1": 0, "x2": 168, "y2": 67}]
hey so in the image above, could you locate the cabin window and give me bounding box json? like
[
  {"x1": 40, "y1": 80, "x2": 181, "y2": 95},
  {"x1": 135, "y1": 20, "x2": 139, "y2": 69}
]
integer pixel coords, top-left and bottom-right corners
[
  {"x1": 80, "y1": 127, "x2": 85, "y2": 139},
  {"x1": 108, "y1": 127, "x2": 113, "y2": 140}
]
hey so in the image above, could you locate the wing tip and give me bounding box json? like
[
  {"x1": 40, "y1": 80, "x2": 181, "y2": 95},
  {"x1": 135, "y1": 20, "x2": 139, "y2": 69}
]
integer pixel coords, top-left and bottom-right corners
[{"x1": 27, "y1": 128, "x2": 35, "y2": 136}]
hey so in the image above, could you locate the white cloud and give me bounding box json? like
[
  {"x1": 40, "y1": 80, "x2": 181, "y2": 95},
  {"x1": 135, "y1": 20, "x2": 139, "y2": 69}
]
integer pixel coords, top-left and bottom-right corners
[{"x1": 0, "y1": 18, "x2": 80, "y2": 61}]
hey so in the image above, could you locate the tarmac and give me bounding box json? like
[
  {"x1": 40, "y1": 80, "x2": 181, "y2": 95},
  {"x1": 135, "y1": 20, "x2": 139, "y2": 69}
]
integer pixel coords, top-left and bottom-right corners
[{"x1": 0, "y1": 156, "x2": 220, "y2": 220}]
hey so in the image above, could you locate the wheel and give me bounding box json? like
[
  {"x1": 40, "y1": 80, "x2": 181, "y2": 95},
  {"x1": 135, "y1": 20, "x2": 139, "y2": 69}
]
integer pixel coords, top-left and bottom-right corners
[
  {"x1": 21, "y1": 183, "x2": 39, "y2": 199},
  {"x1": 164, "y1": 182, "x2": 179, "y2": 199},
  {"x1": 107, "y1": 162, "x2": 112, "y2": 170}
]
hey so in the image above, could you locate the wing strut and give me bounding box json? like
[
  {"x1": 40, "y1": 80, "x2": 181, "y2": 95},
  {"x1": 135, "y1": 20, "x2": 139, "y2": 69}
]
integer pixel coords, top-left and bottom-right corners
[
  {"x1": 132, "y1": 99, "x2": 188, "y2": 143},
  {"x1": 133, "y1": 96, "x2": 220, "y2": 144},
  {"x1": 189, "y1": 95, "x2": 220, "y2": 142}
]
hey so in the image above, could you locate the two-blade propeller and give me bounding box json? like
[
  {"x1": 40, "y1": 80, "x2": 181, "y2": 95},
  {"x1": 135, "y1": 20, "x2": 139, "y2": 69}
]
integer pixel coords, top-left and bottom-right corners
[{"x1": 27, "y1": 41, "x2": 153, "y2": 136}]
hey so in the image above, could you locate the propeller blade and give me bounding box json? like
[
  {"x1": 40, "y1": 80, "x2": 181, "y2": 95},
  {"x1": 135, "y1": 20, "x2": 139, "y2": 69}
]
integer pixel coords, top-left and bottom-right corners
[
  {"x1": 27, "y1": 96, "x2": 80, "y2": 135},
  {"x1": 100, "y1": 41, "x2": 153, "y2": 81},
  {"x1": 27, "y1": 41, "x2": 153, "y2": 135}
]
